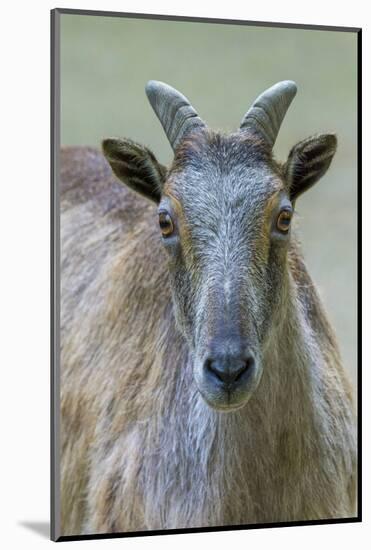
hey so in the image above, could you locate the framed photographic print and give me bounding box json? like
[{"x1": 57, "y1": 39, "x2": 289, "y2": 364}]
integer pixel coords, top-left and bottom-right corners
[{"x1": 51, "y1": 8, "x2": 361, "y2": 542}]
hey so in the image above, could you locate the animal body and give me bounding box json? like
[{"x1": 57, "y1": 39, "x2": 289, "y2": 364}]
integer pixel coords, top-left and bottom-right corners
[{"x1": 60, "y1": 81, "x2": 357, "y2": 536}]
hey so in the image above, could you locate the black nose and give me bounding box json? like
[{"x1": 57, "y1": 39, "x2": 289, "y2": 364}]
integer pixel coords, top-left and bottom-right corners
[{"x1": 204, "y1": 353, "x2": 255, "y2": 387}]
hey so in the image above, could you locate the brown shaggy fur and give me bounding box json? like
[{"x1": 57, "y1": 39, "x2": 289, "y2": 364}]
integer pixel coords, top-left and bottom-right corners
[{"x1": 60, "y1": 146, "x2": 356, "y2": 536}]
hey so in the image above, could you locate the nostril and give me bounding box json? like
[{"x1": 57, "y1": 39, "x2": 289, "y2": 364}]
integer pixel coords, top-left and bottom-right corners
[
  {"x1": 205, "y1": 358, "x2": 223, "y2": 382},
  {"x1": 234, "y1": 355, "x2": 254, "y2": 382},
  {"x1": 204, "y1": 354, "x2": 255, "y2": 385},
  {"x1": 234, "y1": 363, "x2": 248, "y2": 382},
  {"x1": 205, "y1": 358, "x2": 230, "y2": 383}
]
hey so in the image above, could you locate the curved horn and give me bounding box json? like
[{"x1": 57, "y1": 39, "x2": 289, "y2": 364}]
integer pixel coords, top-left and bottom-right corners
[
  {"x1": 145, "y1": 80, "x2": 206, "y2": 150},
  {"x1": 240, "y1": 81, "x2": 297, "y2": 148}
]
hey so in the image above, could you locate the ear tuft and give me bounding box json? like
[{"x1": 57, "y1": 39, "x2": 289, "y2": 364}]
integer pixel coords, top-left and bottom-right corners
[
  {"x1": 284, "y1": 133, "x2": 337, "y2": 201},
  {"x1": 102, "y1": 138, "x2": 166, "y2": 203}
]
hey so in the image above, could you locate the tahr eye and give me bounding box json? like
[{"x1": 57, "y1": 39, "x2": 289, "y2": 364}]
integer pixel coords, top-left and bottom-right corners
[
  {"x1": 158, "y1": 211, "x2": 174, "y2": 237},
  {"x1": 276, "y1": 209, "x2": 292, "y2": 233}
]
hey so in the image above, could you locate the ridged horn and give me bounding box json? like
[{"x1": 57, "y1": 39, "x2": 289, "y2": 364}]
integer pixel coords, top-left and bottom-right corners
[
  {"x1": 240, "y1": 80, "x2": 297, "y2": 147},
  {"x1": 145, "y1": 80, "x2": 206, "y2": 151}
]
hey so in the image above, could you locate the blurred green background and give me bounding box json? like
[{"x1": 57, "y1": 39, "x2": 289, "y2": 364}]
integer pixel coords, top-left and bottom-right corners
[{"x1": 60, "y1": 14, "x2": 358, "y2": 385}]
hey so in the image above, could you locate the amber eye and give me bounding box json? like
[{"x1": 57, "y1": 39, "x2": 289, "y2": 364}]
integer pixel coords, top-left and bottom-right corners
[
  {"x1": 158, "y1": 211, "x2": 174, "y2": 237},
  {"x1": 276, "y1": 209, "x2": 292, "y2": 233}
]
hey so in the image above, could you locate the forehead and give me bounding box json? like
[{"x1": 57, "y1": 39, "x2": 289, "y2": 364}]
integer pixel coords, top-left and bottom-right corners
[{"x1": 164, "y1": 131, "x2": 284, "y2": 215}]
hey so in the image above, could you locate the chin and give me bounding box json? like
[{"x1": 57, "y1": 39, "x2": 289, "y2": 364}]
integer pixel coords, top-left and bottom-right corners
[{"x1": 198, "y1": 387, "x2": 254, "y2": 412}]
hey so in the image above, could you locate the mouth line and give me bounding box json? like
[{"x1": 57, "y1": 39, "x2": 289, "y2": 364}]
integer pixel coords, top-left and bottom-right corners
[
  {"x1": 203, "y1": 397, "x2": 249, "y2": 412},
  {"x1": 198, "y1": 386, "x2": 252, "y2": 412}
]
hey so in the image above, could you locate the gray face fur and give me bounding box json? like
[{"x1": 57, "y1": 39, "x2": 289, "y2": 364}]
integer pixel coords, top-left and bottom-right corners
[
  {"x1": 159, "y1": 131, "x2": 291, "y2": 410},
  {"x1": 102, "y1": 81, "x2": 337, "y2": 411}
]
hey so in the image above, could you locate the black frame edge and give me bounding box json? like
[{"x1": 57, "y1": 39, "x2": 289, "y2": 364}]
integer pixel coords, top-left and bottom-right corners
[
  {"x1": 54, "y1": 7, "x2": 361, "y2": 33},
  {"x1": 51, "y1": 7, "x2": 61, "y2": 543},
  {"x1": 56, "y1": 517, "x2": 361, "y2": 543},
  {"x1": 356, "y1": 27, "x2": 362, "y2": 523}
]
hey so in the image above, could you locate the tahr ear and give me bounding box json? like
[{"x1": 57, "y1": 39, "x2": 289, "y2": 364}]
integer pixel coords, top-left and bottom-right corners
[
  {"x1": 284, "y1": 134, "x2": 337, "y2": 201},
  {"x1": 102, "y1": 138, "x2": 167, "y2": 203}
]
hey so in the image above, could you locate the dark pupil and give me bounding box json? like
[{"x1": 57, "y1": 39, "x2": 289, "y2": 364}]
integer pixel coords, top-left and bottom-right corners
[
  {"x1": 280, "y1": 215, "x2": 290, "y2": 226},
  {"x1": 159, "y1": 213, "x2": 171, "y2": 229}
]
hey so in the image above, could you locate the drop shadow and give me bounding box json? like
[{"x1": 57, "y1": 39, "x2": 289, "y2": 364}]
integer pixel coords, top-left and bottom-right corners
[{"x1": 19, "y1": 521, "x2": 50, "y2": 539}]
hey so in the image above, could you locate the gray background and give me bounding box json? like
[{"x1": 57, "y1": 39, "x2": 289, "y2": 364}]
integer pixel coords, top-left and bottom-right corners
[{"x1": 60, "y1": 14, "x2": 358, "y2": 385}]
